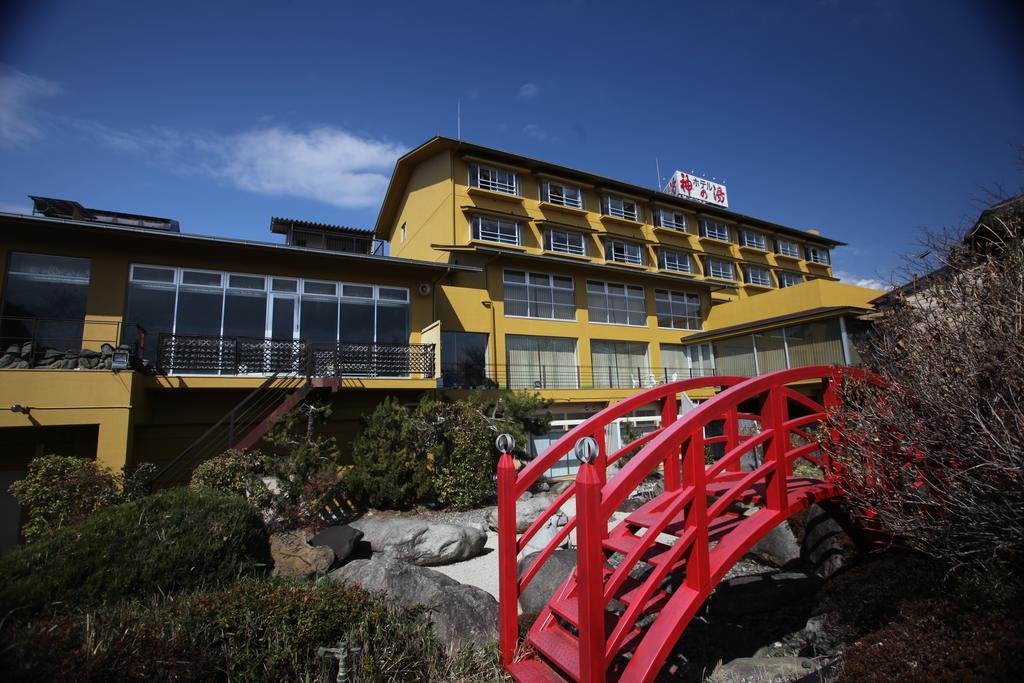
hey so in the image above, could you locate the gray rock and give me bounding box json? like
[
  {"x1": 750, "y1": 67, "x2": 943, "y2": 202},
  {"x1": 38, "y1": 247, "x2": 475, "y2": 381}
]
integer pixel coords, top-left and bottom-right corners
[
  {"x1": 270, "y1": 530, "x2": 334, "y2": 580},
  {"x1": 748, "y1": 523, "x2": 802, "y2": 568},
  {"x1": 549, "y1": 480, "x2": 573, "y2": 494},
  {"x1": 0, "y1": 354, "x2": 14, "y2": 369},
  {"x1": 485, "y1": 494, "x2": 563, "y2": 533},
  {"x1": 708, "y1": 656, "x2": 819, "y2": 683},
  {"x1": 310, "y1": 524, "x2": 363, "y2": 566},
  {"x1": 349, "y1": 517, "x2": 486, "y2": 566},
  {"x1": 100, "y1": 343, "x2": 115, "y2": 354},
  {"x1": 801, "y1": 505, "x2": 855, "y2": 579},
  {"x1": 517, "y1": 548, "x2": 576, "y2": 619},
  {"x1": 331, "y1": 556, "x2": 498, "y2": 647}
]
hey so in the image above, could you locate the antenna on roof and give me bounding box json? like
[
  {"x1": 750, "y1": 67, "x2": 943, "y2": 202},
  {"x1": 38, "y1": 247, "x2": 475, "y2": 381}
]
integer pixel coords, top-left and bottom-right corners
[
  {"x1": 457, "y1": 99, "x2": 461, "y2": 140},
  {"x1": 655, "y1": 157, "x2": 662, "y2": 191}
]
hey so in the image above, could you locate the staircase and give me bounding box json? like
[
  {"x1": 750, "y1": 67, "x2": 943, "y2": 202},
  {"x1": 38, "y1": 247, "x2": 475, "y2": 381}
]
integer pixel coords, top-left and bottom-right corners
[
  {"x1": 153, "y1": 373, "x2": 339, "y2": 484},
  {"x1": 499, "y1": 367, "x2": 854, "y2": 682}
]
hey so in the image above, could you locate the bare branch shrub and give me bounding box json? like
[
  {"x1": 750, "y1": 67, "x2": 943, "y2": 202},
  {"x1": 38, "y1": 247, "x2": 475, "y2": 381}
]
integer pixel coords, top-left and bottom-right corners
[{"x1": 825, "y1": 208, "x2": 1024, "y2": 588}]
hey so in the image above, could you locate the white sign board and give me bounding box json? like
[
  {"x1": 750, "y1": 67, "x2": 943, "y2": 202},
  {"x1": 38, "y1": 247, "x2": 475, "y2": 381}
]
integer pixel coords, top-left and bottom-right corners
[{"x1": 664, "y1": 171, "x2": 729, "y2": 208}]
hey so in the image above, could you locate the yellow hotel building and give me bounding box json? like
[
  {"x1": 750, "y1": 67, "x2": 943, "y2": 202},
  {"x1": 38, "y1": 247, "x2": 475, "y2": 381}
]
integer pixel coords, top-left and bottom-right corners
[{"x1": 0, "y1": 137, "x2": 880, "y2": 548}]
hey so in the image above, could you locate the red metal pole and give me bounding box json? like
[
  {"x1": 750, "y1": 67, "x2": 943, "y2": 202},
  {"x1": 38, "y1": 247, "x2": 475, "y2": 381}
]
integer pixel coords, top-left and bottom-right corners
[
  {"x1": 575, "y1": 459, "x2": 606, "y2": 682},
  {"x1": 763, "y1": 387, "x2": 789, "y2": 512},
  {"x1": 661, "y1": 393, "x2": 681, "y2": 491},
  {"x1": 496, "y1": 452, "x2": 519, "y2": 666},
  {"x1": 683, "y1": 430, "x2": 709, "y2": 590},
  {"x1": 724, "y1": 406, "x2": 740, "y2": 472}
]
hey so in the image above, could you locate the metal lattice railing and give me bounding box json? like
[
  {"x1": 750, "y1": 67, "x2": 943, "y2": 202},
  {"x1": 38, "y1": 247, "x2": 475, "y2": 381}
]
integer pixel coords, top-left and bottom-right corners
[{"x1": 156, "y1": 334, "x2": 434, "y2": 378}]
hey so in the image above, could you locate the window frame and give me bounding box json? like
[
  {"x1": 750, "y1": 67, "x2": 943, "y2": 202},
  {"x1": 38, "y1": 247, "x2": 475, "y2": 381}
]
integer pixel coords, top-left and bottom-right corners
[
  {"x1": 655, "y1": 207, "x2": 688, "y2": 231},
  {"x1": 739, "y1": 229, "x2": 768, "y2": 251},
  {"x1": 775, "y1": 237, "x2": 801, "y2": 258},
  {"x1": 502, "y1": 269, "x2": 576, "y2": 321},
  {"x1": 743, "y1": 265, "x2": 773, "y2": 287},
  {"x1": 586, "y1": 279, "x2": 647, "y2": 327},
  {"x1": 654, "y1": 289, "x2": 702, "y2": 331},
  {"x1": 777, "y1": 271, "x2": 804, "y2": 288},
  {"x1": 704, "y1": 257, "x2": 736, "y2": 281},
  {"x1": 602, "y1": 194, "x2": 640, "y2": 222},
  {"x1": 470, "y1": 163, "x2": 519, "y2": 196},
  {"x1": 544, "y1": 228, "x2": 587, "y2": 256},
  {"x1": 541, "y1": 180, "x2": 584, "y2": 209},
  {"x1": 658, "y1": 248, "x2": 693, "y2": 274},
  {"x1": 806, "y1": 245, "x2": 831, "y2": 264},
  {"x1": 605, "y1": 238, "x2": 645, "y2": 266},
  {"x1": 470, "y1": 215, "x2": 521, "y2": 246},
  {"x1": 698, "y1": 218, "x2": 731, "y2": 242}
]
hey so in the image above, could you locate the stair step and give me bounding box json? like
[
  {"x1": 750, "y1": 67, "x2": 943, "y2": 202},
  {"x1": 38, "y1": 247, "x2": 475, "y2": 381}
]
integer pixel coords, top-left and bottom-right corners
[
  {"x1": 506, "y1": 657, "x2": 571, "y2": 683},
  {"x1": 530, "y1": 623, "x2": 581, "y2": 682}
]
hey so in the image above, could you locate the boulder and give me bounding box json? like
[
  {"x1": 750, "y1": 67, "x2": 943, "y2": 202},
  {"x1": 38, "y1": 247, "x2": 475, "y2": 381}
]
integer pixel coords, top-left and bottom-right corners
[
  {"x1": 270, "y1": 530, "x2": 334, "y2": 580},
  {"x1": 748, "y1": 523, "x2": 802, "y2": 568},
  {"x1": 485, "y1": 494, "x2": 563, "y2": 533},
  {"x1": 517, "y1": 548, "x2": 576, "y2": 620},
  {"x1": 349, "y1": 517, "x2": 486, "y2": 566},
  {"x1": 310, "y1": 524, "x2": 364, "y2": 567},
  {"x1": 801, "y1": 505, "x2": 855, "y2": 579},
  {"x1": 523, "y1": 511, "x2": 569, "y2": 555},
  {"x1": 331, "y1": 556, "x2": 498, "y2": 647},
  {"x1": 708, "y1": 656, "x2": 819, "y2": 683}
]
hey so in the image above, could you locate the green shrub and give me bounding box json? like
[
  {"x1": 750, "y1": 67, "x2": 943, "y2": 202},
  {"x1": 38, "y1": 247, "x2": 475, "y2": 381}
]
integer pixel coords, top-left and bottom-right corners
[
  {"x1": 346, "y1": 397, "x2": 431, "y2": 510},
  {"x1": 190, "y1": 449, "x2": 275, "y2": 507},
  {"x1": 420, "y1": 399, "x2": 498, "y2": 510},
  {"x1": 0, "y1": 577, "x2": 505, "y2": 682},
  {"x1": 9, "y1": 455, "x2": 121, "y2": 542},
  {"x1": 0, "y1": 487, "x2": 270, "y2": 617}
]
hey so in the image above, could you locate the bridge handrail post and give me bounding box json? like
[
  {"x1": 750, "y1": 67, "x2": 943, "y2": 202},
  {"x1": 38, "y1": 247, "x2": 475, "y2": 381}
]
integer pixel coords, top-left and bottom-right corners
[
  {"x1": 683, "y1": 430, "x2": 710, "y2": 590},
  {"x1": 496, "y1": 452, "x2": 519, "y2": 666},
  {"x1": 661, "y1": 393, "x2": 681, "y2": 491},
  {"x1": 576, "y1": 458, "x2": 607, "y2": 681},
  {"x1": 763, "y1": 386, "x2": 790, "y2": 512}
]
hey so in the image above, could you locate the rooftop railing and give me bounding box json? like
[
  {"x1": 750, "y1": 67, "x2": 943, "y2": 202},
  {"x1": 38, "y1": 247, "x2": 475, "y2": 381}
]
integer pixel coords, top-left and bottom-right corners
[{"x1": 439, "y1": 362, "x2": 717, "y2": 390}]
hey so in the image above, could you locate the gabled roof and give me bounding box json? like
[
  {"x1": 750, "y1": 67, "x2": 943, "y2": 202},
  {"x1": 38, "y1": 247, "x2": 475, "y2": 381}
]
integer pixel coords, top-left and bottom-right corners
[{"x1": 374, "y1": 137, "x2": 846, "y2": 247}]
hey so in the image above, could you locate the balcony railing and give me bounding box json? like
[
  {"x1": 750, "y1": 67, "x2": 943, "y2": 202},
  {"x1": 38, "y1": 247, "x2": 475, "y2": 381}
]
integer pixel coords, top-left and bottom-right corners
[
  {"x1": 156, "y1": 333, "x2": 435, "y2": 378},
  {"x1": 440, "y1": 362, "x2": 716, "y2": 390}
]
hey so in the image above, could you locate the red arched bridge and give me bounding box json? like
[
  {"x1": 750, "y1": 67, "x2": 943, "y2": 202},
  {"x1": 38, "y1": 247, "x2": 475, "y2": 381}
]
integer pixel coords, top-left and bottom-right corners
[{"x1": 497, "y1": 366, "x2": 854, "y2": 682}]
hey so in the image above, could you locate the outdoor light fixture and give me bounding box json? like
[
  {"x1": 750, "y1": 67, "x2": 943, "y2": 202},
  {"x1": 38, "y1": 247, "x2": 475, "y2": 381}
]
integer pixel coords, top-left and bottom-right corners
[
  {"x1": 574, "y1": 436, "x2": 599, "y2": 464},
  {"x1": 9, "y1": 404, "x2": 29, "y2": 414},
  {"x1": 111, "y1": 349, "x2": 131, "y2": 371}
]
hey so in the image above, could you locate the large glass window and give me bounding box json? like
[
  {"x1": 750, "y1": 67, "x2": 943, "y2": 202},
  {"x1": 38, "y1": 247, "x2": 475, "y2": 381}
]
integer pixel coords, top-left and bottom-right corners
[
  {"x1": 505, "y1": 334, "x2": 578, "y2": 389},
  {"x1": 441, "y1": 331, "x2": 490, "y2": 388},
  {"x1": 503, "y1": 270, "x2": 575, "y2": 320},
  {"x1": 602, "y1": 195, "x2": 640, "y2": 221},
  {"x1": 753, "y1": 329, "x2": 787, "y2": 373},
  {"x1": 805, "y1": 245, "x2": 831, "y2": 264},
  {"x1": 471, "y1": 215, "x2": 520, "y2": 245},
  {"x1": 662, "y1": 342, "x2": 714, "y2": 379},
  {"x1": 606, "y1": 239, "x2": 644, "y2": 265},
  {"x1": 373, "y1": 287, "x2": 410, "y2": 344},
  {"x1": 542, "y1": 180, "x2": 583, "y2": 209},
  {"x1": 744, "y1": 265, "x2": 773, "y2": 287},
  {"x1": 591, "y1": 340, "x2": 649, "y2": 388},
  {"x1": 739, "y1": 229, "x2": 768, "y2": 250},
  {"x1": 658, "y1": 249, "x2": 692, "y2": 273},
  {"x1": 775, "y1": 238, "x2": 801, "y2": 258},
  {"x1": 223, "y1": 274, "x2": 267, "y2": 338},
  {"x1": 1, "y1": 252, "x2": 91, "y2": 353},
  {"x1": 786, "y1": 319, "x2": 844, "y2": 366},
  {"x1": 544, "y1": 229, "x2": 587, "y2": 256},
  {"x1": 587, "y1": 280, "x2": 646, "y2": 326},
  {"x1": 655, "y1": 289, "x2": 702, "y2": 330},
  {"x1": 778, "y1": 271, "x2": 803, "y2": 288},
  {"x1": 470, "y1": 164, "x2": 518, "y2": 195},
  {"x1": 698, "y1": 219, "x2": 731, "y2": 241},
  {"x1": 713, "y1": 336, "x2": 757, "y2": 377}
]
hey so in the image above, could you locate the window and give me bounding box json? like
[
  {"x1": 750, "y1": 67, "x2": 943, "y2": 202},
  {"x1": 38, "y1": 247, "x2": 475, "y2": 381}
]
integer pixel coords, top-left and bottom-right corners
[
  {"x1": 655, "y1": 289, "x2": 702, "y2": 330},
  {"x1": 602, "y1": 195, "x2": 640, "y2": 221},
  {"x1": 441, "y1": 331, "x2": 490, "y2": 388},
  {"x1": 739, "y1": 229, "x2": 767, "y2": 250},
  {"x1": 1, "y1": 252, "x2": 91, "y2": 356},
  {"x1": 786, "y1": 320, "x2": 844, "y2": 366},
  {"x1": 506, "y1": 334, "x2": 578, "y2": 389},
  {"x1": 806, "y1": 245, "x2": 831, "y2": 264},
  {"x1": 713, "y1": 336, "x2": 757, "y2": 377},
  {"x1": 658, "y1": 249, "x2": 692, "y2": 274},
  {"x1": 775, "y1": 237, "x2": 800, "y2": 258},
  {"x1": 471, "y1": 215, "x2": 520, "y2": 245},
  {"x1": 778, "y1": 271, "x2": 803, "y2": 288},
  {"x1": 606, "y1": 239, "x2": 644, "y2": 265},
  {"x1": 587, "y1": 280, "x2": 646, "y2": 326},
  {"x1": 503, "y1": 270, "x2": 575, "y2": 320},
  {"x1": 704, "y1": 257, "x2": 736, "y2": 280},
  {"x1": 542, "y1": 180, "x2": 583, "y2": 209},
  {"x1": 662, "y1": 342, "x2": 714, "y2": 379},
  {"x1": 655, "y1": 207, "x2": 688, "y2": 231},
  {"x1": 400, "y1": 223, "x2": 407, "y2": 241},
  {"x1": 744, "y1": 265, "x2": 773, "y2": 287},
  {"x1": 544, "y1": 229, "x2": 587, "y2": 256},
  {"x1": 698, "y1": 218, "x2": 730, "y2": 241},
  {"x1": 470, "y1": 164, "x2": 518, "y2": 195},
  {"x1": 591, "y1": 340, "x2": 649, "y2": 388}
]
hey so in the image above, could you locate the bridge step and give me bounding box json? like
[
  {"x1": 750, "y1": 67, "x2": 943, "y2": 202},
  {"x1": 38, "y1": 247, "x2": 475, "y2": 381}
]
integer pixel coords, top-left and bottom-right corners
[
  {"x1": 506, "y1": 658, "x2": 570, "y2": 683},
  {"x1": 530, "y1": 622, "x2": 581, "y2": 681}
]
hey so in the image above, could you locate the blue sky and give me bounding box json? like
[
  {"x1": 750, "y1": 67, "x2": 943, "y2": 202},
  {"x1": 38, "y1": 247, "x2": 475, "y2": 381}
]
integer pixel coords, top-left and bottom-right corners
[{"x1": 1, "y1": 0, "x2": 1021, "y2": 288}]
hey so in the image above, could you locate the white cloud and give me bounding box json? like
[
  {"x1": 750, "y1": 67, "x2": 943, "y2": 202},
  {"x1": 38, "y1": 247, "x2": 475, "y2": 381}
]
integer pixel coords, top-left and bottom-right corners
[
  {"x1": 523, "y1": 123, "x2": 548, "y2": 141},
  {"x1": 89, "y1": 124, "x2": 405, "y2": 209},
  {"x1": 0, "y1": 65, "x2": 60, "y2": 145},
  {"x1": 518, "y1": 82, "x2": 540, "y2": 99},
  {"x1": 835, "y1": 270, "x2": 888, "y2": 291}
]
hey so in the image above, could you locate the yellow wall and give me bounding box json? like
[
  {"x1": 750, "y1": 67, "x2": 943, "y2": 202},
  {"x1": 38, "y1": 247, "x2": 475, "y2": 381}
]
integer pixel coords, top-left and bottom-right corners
[{"x1": 703, "y1": 279, "x2": 883, "y2": 331}]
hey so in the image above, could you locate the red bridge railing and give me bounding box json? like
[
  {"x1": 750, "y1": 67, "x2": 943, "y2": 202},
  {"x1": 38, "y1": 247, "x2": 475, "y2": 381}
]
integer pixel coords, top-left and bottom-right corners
[{"x1": 498, "y1": 366, "x2": 849, "y2": 681}]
